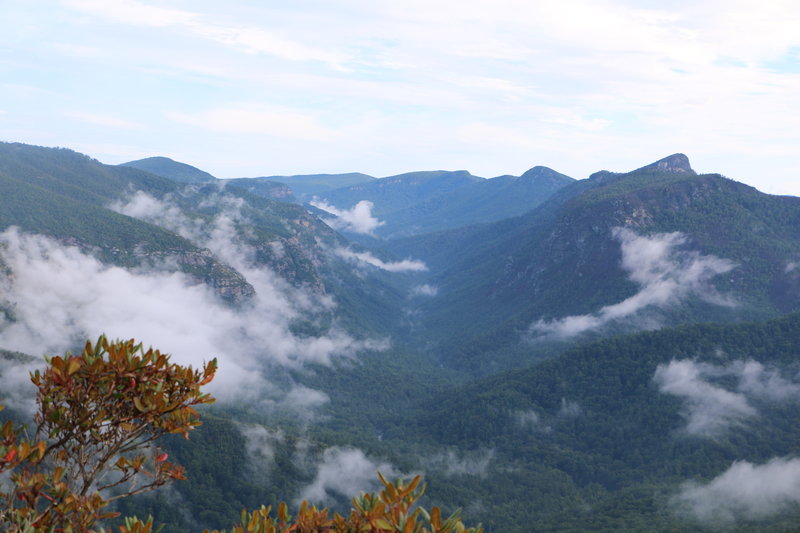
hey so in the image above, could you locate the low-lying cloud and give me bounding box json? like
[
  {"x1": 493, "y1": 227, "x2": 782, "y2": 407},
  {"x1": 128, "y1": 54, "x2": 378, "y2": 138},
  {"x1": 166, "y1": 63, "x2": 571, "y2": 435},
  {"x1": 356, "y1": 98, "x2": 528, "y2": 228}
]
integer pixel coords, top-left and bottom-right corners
[
  {"x1": 298, "y1": 447, "x2": 398, "y2": 505},
  {"x1": 674, "y1": 457, "x2": 800, "y2": 524},
  {"x1": 335, "y1": 248, "x2": 427, "y2": 272},
  {"x1": 423, "y1": 448, "x2": 494, "y2": 478},
  {"x1": 239, "y1": 423, "x2": 285, "y2": 475},
  {"x1": 0, "y1": 356, "x2": 41, "y2": 417},
  {"x1": 558, "y1": 398, "x2": 582, "y2": 418},
  {"x1": 530, "y1": 228, "x2": 736, "y2": 339},
  {"x1": 513, "y1": 409, "x2": 541, "y2": 429},
  {"x1": 654, "y1": 359, "x2": 800, "y2": 437},
  {"x1": 310, "y1": 200, "x2": 384, "y2": 236},
  {"x1": 110, "y1": 189, "x2": 205, "y2": 240},
  {"x1": 512, "y1": 408, "x2": 552, "y2": 433},
  {"x1": 410, "y1": 284, "x2": 438, "y2": 297},
  {"x1": 0, "y1": 190, "x2": 386, "y2": 406}
]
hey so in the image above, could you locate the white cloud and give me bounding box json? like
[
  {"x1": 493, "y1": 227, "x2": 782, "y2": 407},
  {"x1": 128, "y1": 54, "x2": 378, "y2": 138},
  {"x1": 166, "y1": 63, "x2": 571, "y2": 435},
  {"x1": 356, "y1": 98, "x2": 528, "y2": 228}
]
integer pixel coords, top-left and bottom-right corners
[
  {"x1": 334, "y1": 248, "x2": 427, "y2": 273},
  {"x1": 410, "y1": 284, "x2": 438, "y2": 297},
  {"x1": 674, "y1": 457, "x2": 800, "y2": 524},
  {"x1": 62, "y1": 0, "x2": 196, "y2": 28},
  {"x1": 0, "y1": 199, "x2": 385, "y2": 406},
  {"x1": 310, "y1": 200, "x2": 384, "y2": 236},
  {"x1": 165, "y1": 106, "x2": 340, "y2": 141},
  {"x1": 51, "y1": 42, "x2": 109, "y2": 59},
  {"x1": 736, "y1": 360, "x2": 800, "y2": 401},
  {"x1": 284, "y1": 385, "x2": 330, "y2": 411},
  {"x1": 239, "y1": 423, "x2": 285, "y2": 473},
  {"x1": 457, "y1": 122, "x2": 555, "y2": 150},
  {"x1": 0, "y1": 356, "x2": 42, "y2": 417},
  {"x1": 298, "y1": 447, "x2": 397, "y2": 505},
  {"x1": 423, "y1": 449, "x2": 494, "y2": 478},
  {"x1": 61, "y1": 0, "x2": 347, "y2": 67},
  {"x1": 0, "y1": 0, "x2": 795, "y2": 196},
  {"x1": 64, "y1": 111, "x2": 144, "y2": 130},
  {"x1": 110, "y1": 190, "x2": 201, "y2": 240},
  {"x1": 654, "y1": 360, "x2": 756, "y2": 437},
  {"x1": 513, "y1": 409, "x2": 544, "y2": 431},
  {"x1": 653, "y1": 359, "x2": 800, "y2": 437},
  {"x1": 558, "y1": 398, "x2": 582, "y2": 418},
  {"x1": 530, "y1": 228, "x2": 736, "y2": 338}
]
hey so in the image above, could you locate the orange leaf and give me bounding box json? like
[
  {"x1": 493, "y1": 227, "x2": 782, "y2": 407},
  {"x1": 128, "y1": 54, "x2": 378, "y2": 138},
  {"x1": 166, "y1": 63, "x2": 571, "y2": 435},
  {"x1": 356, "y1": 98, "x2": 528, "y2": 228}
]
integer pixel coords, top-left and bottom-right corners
[
  {"x1": 3, "y1": 447, "x2": 17, "y2": 462},
  {"x1": 67, "y1": 358, "x2": 81, "y2": 376}
]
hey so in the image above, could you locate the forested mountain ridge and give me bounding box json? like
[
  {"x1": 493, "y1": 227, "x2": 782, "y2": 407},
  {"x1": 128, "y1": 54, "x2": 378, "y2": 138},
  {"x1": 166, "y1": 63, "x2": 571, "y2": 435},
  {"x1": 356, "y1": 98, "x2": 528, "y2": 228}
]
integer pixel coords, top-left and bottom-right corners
[
  {"x1": 111, "y1": 312, "x2": 800, "y2": 532},
  {"x1": 232, "y1": 172, "x2": 376, "y2": 201},
  {"x1": 368, "y1": 165, "x2": 575, "y2": 239},
  {"x1": 310, "y1": 166, "x2": 574, "y2": 239},
  {"x1": 398, "y1": 311, "x2": 800, "y2": 531},
  {"x1": 121, "y1": 156, "x2": 218, "y2": 183},
  {"x1": 316, "y1": 169, "x2": 483, "y2": 216},
  {"x1": 2, "y1": 143, "x2": 800, "y2": 532},
  {"x1": 388, "y1": 154, "x2": 800, "y2": 372},
  {"x1": 0, "y1": 143, "x2": 253, "y2": 301},
  {"x1": 0, "y1": 142, "x2": 417, "y2": 334}
]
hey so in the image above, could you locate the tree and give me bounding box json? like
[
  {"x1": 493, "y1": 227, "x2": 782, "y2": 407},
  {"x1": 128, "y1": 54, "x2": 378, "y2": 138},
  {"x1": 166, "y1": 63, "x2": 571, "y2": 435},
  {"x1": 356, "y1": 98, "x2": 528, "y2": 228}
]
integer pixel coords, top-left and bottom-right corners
[
  {"x1": 203, "y1": 473, "x2": 483, "y2": 533},
  {"x1": 0, "y1": 336, "x2": 217, "y2": 531},
  {"x1": 0, "y1": 337, "x2": 481, "y2": 533}
]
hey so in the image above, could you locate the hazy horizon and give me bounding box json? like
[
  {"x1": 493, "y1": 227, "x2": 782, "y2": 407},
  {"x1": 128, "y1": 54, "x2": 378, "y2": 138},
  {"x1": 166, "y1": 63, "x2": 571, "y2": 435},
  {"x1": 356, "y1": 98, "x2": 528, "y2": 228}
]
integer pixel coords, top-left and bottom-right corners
[{"x1": 2, "y1": 0, "x2": 799, "y2": 195}]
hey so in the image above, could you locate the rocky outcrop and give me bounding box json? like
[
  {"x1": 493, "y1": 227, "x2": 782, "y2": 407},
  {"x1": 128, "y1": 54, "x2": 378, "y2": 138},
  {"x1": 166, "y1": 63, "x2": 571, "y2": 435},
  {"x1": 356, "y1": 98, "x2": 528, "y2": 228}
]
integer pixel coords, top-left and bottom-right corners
[
  {"x1": 162, "y1": 249, "x2": 255, "y2": 303},
  {"x1": 633, "y1": 153, "x2": 695, "y2": 175}
]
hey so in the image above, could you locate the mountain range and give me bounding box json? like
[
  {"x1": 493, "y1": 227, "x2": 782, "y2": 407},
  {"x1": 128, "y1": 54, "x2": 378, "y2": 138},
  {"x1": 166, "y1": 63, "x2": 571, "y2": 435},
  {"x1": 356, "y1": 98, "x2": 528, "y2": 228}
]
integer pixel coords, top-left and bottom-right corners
[{"x1": 2, "y1": 142, "x2": 800, "y2": 531}]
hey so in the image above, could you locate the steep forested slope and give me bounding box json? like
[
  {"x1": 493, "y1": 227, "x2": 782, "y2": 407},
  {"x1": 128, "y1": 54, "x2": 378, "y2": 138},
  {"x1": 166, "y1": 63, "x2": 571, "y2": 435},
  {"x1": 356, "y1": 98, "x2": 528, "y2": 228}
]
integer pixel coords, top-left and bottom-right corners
[
  {"x1": 387, "y1": 154, "x2": 800, "y2": 373},
  {"x1": 0, "y1": 144, "x2": 251, "y2": 299},
  {"x1": 121, "y1": 156, "x2": 217, "y2": 183},
  {"x1": 3, "y1": 144, "x2": 800, "y2": 533},
  {"x1": 391, "y1": 312, "x2": 800, "y2": 531},
  {"x1": 370, "y1": 166, "x2": 574, "y2": 239},
  {"x1": 0, "y1": 143, "x2": 417, "y2": 330},
  {"x1": 311, "y1": 167, "x2": 573, "y2": 240},
  {"x1": 233, "y1": 173, "x2": 375, "y2": 201},
  {"x1": 112, "y1": 313, "x2": 800, "y2": 533}
]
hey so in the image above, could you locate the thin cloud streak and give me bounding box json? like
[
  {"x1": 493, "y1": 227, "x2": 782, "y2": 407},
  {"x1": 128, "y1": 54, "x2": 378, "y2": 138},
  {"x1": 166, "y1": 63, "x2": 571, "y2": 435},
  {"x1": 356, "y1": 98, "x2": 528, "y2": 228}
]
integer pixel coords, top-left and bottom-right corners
[
  {"x1": 165, "y1": 106, "x2": 341, "y2": 141},
  {"x1": 654, "y1": 358, "x2": 800, "y2": 437},
  {"x1": 310, "y1": 200, "x2": 384, "y2": 236},
  {"x1": 297, "y1": 447, "x2": 398, "y2": 505},
  {"x1": 334, "y1": 248, "x2": 427, "y2": 273},
  {"x1": 530, "y1": 228, "x2": 736, "y2": 339},
  {"x1": 64, "y1": 111, "x2": 145, "y2": 130},
  {"x1": 61, "y1": 0, "x2": 347, "y2": 68}
]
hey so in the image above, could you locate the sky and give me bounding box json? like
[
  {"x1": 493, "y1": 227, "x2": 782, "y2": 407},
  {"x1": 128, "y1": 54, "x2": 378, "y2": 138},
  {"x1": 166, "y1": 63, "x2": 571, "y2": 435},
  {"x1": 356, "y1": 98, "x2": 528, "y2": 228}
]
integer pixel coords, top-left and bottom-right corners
[{"x1": 1, "y1": 0, "x2": 799, "y2": 195}]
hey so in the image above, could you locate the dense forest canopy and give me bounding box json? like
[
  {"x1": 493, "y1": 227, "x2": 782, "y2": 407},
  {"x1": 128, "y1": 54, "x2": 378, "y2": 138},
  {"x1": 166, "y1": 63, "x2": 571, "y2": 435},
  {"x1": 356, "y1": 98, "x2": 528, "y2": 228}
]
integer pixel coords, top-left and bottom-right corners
[{"x1": 1, "y1": 144, "x2": 800, "y2": 531}]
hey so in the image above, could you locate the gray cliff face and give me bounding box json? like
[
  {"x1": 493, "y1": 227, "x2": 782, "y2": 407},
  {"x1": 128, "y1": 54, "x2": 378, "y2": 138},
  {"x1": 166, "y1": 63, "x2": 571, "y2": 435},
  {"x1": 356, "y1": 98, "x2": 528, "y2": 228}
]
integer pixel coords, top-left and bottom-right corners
[
  {"x1": 635, "y1": 153, "x2": 695, "y2": 175},
  {"x1": 589, "y1": 154, "x2": 695, "y2": 183},
  {"x1": 126, "y1": 247, "x2": 256, "y2": 303},
  {"x1": 174, "y1": 249, "x2": 256, "y2": 302}
]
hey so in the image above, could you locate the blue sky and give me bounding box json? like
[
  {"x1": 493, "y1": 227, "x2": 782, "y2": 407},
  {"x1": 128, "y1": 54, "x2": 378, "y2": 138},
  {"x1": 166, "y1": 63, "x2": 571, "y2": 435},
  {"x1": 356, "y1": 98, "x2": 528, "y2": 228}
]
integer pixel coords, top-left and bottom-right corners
[{"x1": 1, "y1": 0, "x2": 799, "y2": 195}]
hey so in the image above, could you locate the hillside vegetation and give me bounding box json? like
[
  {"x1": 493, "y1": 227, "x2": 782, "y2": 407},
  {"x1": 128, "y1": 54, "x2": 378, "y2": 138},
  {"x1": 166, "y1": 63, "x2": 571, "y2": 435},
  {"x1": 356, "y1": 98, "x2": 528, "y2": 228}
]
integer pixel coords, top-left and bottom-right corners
[{"x1": 2, "y1": 144, "x2": 800, "y2": 532}]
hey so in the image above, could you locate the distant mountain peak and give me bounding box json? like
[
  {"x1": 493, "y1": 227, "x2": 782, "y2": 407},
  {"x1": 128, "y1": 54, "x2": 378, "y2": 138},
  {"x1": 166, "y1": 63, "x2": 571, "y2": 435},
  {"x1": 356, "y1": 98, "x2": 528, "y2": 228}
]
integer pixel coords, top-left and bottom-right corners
[
  {"x1": 520, "y1": 166, "x2": 552, "y2": 177},
  {"x1": 137, "y1": 156, "x2": 173, "y2": 164},
  {"x1": 519, "y1": 165, "x2": 571, "y2": 182},
  {"x1": 635, "y1": 153, "x2": 695, "y2": 175},
  {"x1": 588, "y1": 170, "x2": 615, "y2": 181},
  {"x1": 121, "y1": 156, "x2": 217, "y2": 183}
]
